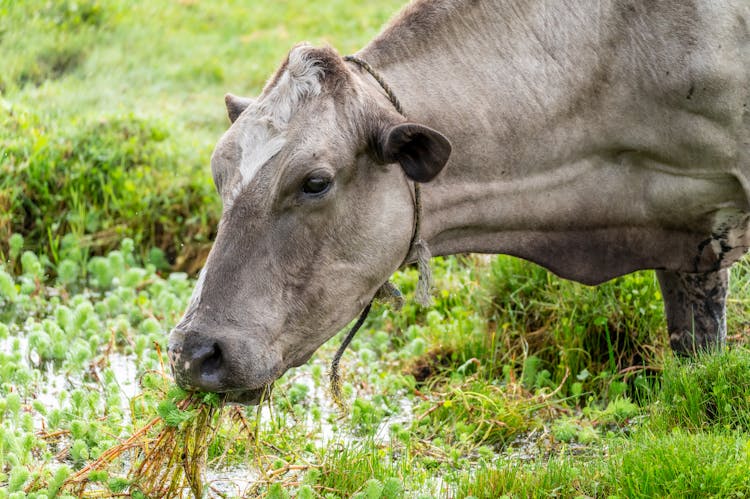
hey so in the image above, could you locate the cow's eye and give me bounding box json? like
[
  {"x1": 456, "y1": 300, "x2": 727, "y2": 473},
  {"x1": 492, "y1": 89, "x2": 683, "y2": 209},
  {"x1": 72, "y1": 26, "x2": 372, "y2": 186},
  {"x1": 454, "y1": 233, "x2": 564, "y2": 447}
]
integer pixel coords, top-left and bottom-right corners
[{"x1": 301, "y1": 175, "x2": 332, "y2": 196}]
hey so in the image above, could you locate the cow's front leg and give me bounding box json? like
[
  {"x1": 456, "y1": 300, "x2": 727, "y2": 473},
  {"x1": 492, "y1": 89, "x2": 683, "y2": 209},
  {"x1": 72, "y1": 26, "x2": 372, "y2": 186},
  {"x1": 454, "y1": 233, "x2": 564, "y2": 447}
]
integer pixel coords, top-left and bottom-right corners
[{"x1": 656, "y1": 269, "x2": 728, "y2": 355}]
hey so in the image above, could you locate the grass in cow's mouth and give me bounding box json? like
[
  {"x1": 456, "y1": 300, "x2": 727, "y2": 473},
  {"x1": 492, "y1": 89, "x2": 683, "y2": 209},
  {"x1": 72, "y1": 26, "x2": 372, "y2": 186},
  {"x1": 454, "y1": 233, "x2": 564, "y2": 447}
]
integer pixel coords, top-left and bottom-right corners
[{"x1": 61, "y1": 363, "x2": 228, "y2": 498}]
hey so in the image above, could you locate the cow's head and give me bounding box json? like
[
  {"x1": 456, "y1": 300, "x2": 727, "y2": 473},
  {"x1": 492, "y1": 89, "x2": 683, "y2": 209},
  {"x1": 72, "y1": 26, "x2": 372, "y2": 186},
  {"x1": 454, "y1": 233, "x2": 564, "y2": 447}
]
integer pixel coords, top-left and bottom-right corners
[{"x1": 167, "y1": 44, "x2": 450, "y2": 403}]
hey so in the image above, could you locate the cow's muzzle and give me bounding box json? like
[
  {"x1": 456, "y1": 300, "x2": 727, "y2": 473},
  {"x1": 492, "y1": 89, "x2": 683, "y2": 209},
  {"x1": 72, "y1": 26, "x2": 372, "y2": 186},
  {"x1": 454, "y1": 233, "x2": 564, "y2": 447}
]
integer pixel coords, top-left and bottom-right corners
[{"x1": 167, "y1": 327, "x2": 277, "y2": 405}]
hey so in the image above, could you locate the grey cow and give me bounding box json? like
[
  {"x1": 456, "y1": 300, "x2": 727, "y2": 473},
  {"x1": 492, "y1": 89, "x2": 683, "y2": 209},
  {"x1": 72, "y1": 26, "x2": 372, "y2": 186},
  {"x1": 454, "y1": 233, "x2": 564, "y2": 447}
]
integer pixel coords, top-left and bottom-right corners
[{"x1": 168, "y1": 0, "x2": 750, "y2": 403}]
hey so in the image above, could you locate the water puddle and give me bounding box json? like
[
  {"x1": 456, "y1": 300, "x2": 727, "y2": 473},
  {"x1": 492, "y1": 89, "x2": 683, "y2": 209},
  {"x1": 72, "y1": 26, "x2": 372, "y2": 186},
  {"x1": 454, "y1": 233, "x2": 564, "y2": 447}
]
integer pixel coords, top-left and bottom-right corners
[
  {"x1": 107, "y1": 351, "x2": 141, "y2": 400},
  {"x1": 205, "y1": 466, "x2": 261, "y2": 497}
]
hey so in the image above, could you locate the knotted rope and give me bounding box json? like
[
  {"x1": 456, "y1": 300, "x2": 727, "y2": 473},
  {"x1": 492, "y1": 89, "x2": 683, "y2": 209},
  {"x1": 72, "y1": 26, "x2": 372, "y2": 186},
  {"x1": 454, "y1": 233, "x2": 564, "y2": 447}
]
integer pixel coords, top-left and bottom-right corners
[
  {"x1": 343, "y1": 54, "x2": 433, "y2": 305},
  {"x1": 329, "y1": 55, "x2": 434, "y2": 409}
]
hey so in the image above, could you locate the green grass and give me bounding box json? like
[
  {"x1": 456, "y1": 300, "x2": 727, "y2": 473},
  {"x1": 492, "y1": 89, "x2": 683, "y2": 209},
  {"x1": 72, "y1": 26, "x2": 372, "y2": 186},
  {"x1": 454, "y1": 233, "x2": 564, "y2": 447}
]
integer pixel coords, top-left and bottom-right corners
[
  {"x1": 3, "y1": 0, "x2": 750, "y2": 497},
  {"x1": 458, "y1": 429, "x2": 750, "y2": 498},
  {"x1": 654, "y1": 347, "x2": 750, "y2": 431},
  {"x1": 2, "y1": 239, "x2": 750, "y2": 496},
  {"x1": 3, "y1": 245, "x2": 750, "y2": 497}
]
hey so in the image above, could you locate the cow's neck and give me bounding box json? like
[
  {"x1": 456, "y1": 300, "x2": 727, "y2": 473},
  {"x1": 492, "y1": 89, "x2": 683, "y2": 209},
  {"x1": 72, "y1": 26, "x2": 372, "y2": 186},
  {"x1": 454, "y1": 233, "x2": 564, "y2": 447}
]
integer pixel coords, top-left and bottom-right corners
[{"x1": 358, "y1": 1, "x2": 612, "y2": 263}]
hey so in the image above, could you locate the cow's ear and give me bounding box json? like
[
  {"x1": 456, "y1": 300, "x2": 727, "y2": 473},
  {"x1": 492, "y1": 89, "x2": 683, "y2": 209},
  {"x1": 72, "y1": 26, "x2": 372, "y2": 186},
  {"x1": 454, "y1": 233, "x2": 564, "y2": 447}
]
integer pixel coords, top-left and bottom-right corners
[
  {"x1": 225, "y1": 93, "x2": 255, "y2": 123},
  {"x1": 378, "y1": 123, "x2": 451, "y2": 182}
]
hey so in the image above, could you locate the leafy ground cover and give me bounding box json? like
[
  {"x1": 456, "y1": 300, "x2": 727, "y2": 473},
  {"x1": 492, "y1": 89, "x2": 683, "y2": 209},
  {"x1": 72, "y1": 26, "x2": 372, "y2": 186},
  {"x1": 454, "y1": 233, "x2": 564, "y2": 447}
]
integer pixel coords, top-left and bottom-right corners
[
  {"x1": 1, "y1": 244, "x2": 750, "y2": 497},
  {"x1": 3, "y1": 0, "x2": 750, "y2": 497}
]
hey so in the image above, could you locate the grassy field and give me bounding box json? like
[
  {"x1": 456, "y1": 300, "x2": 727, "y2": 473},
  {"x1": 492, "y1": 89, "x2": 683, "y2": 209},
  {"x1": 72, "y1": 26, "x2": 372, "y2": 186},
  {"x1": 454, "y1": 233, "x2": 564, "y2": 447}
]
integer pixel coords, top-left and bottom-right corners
[{"x1": 2, "y1": 1, "x2": 750, "y2": 498}]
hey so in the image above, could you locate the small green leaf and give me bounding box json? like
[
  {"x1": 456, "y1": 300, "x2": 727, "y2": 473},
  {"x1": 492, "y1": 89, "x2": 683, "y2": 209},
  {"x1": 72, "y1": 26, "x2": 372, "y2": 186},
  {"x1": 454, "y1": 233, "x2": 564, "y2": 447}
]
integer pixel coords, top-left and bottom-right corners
[{"x1": 157, "y1": 400, "x2": 194, "y2": 427}]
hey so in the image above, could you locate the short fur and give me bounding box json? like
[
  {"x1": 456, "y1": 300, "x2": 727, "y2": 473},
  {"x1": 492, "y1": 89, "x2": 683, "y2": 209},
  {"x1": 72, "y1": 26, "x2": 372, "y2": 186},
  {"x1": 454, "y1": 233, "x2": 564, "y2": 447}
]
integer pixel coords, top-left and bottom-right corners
[{"x1": 169, "y1": 0, "x2": 750, "y2": 401}]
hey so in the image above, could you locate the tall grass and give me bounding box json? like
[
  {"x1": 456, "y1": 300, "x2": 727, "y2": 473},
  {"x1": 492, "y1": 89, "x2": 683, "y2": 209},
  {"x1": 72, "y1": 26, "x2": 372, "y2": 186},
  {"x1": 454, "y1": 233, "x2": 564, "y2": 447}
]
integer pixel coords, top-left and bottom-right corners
[
  {"x1": 458, "y1": 429, "x2": 750, "y2": 498},
  {"x1": 487, "y1": 256, "x2": 665, "y2": 366},
  {"x1": 653, "y1": 347, "x2": 750, "y2": 431}
]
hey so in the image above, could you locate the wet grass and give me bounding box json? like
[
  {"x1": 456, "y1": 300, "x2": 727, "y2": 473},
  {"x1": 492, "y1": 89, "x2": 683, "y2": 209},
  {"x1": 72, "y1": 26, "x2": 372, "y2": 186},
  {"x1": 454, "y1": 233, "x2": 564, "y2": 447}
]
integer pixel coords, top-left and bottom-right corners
[
  {"x1": 458, "y1": 429, "x2": 750, "y2": 498},
  {"x1": 2, "y1": 244, "x2": 750, "y2": 497}
]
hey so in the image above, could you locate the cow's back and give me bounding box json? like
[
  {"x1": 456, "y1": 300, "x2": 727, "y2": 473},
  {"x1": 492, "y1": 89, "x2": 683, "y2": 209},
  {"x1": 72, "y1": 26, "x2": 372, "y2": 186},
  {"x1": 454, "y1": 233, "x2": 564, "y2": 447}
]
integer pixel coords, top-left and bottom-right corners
[
  {"x1": 359, "y1": 0, "x2": 750, "y2": 283},
  {"x1": 604, "y1": 1, "x2": 750, "y2": 178}
]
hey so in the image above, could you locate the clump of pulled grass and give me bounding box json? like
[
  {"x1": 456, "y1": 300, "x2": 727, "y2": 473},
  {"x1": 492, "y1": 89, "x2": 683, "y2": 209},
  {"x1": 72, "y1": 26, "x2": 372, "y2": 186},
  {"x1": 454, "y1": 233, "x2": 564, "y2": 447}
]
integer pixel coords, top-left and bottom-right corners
[
  {"x1": 63, "y1": 387, "x2": 229, "y2": 498},
  {"x1": 60, "y1": 351, "x2": 262, "y2": 499}
]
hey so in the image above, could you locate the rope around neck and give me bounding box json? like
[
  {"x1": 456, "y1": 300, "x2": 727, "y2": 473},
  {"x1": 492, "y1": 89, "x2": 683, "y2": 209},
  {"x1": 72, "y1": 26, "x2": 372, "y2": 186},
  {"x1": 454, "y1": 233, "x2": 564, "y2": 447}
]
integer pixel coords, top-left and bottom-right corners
[
  {"x1": 343, "y1": 55, "x2": 404, "y2": 114},
  {"x1": 329, "y1": 55, "x2": 434, "y2": 408},
  {"x1": 343, "y1": 54, "x2": 432, "y2": 303},
  {"x1": 329, "y1": 301, "x2": 371, "y2": 410}
]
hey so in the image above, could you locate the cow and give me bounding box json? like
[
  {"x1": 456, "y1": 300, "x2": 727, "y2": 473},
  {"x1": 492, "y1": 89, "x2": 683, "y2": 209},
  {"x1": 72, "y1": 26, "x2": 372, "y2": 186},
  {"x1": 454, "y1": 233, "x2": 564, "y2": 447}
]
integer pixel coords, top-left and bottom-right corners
[{"x1": 167, "y1": 0, "x2": 750, "y2": 403}]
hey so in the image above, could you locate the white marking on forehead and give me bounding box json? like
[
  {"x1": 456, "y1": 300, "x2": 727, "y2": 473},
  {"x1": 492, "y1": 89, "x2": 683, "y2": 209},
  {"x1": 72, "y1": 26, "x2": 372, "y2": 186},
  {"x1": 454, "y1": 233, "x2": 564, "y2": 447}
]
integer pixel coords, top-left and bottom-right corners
[
  {"x1": 260, "y1": 45, "x2": 324, "y2": 128},
  {"x1": 226, "y1": 45, "x2": 325, "y2": 208},
  {"x1": 227, "y1": 129, "x2": 287, "y2": 208}
]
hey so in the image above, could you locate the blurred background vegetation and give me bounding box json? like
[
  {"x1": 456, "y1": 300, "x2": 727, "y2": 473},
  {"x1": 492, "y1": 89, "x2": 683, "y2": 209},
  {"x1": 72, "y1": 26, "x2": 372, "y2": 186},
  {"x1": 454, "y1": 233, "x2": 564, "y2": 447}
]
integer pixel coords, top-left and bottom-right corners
[{"x1": 0, "y1": 0, "x2": 402, "y2": 273}]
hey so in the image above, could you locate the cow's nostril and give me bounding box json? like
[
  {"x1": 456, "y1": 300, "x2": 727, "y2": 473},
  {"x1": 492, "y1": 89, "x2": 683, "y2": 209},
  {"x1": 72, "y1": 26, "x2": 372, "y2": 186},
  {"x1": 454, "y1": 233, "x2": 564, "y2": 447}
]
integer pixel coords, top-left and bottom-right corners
[
  {"x1": 198, "y1": 342, "x2": 224, "y2": 385},
  {"x1": 172, "y1": 334, "x2": 229, "y2": 392}
]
